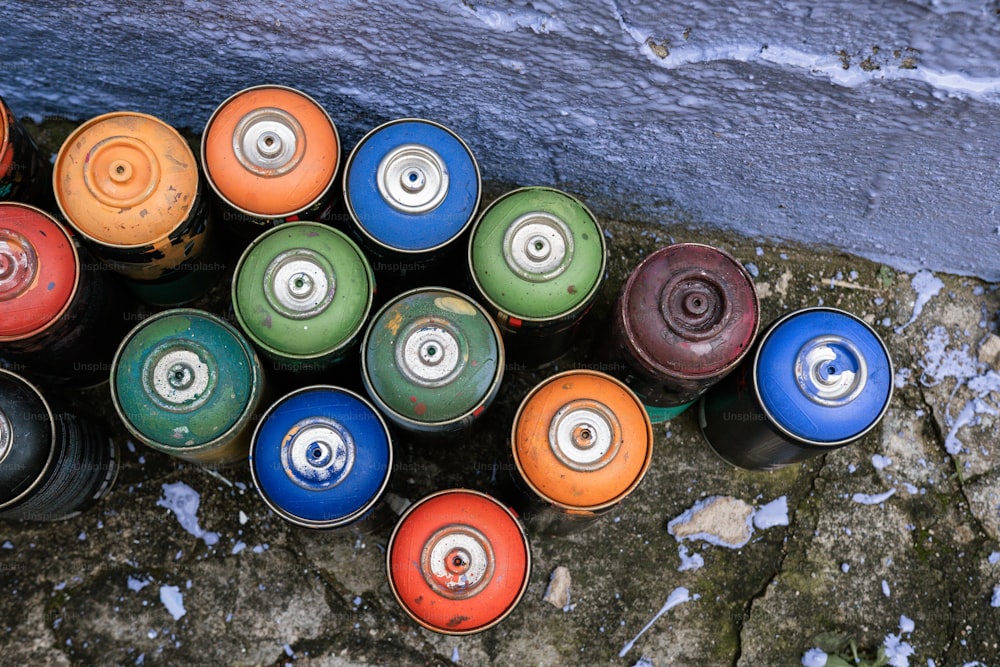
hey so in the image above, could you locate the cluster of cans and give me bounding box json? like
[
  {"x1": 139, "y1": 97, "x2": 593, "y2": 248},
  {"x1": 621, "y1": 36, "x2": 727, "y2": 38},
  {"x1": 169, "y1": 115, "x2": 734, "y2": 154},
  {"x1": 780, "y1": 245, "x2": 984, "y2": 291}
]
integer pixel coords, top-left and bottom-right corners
[{"x1": 0, "y1": 89, "x2": 893, "y2": 634}]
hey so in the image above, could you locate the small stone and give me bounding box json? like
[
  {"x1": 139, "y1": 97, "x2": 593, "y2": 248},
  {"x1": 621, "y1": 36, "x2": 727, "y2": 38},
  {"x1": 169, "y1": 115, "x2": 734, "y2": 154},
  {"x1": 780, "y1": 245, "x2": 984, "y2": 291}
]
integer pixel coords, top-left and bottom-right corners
[
  {"x1": 543, "y1": 566, "x2": 571, "y2": 609},
  {"x1": 977, "y1": 334, "x2": 1000, "y2": 369}
]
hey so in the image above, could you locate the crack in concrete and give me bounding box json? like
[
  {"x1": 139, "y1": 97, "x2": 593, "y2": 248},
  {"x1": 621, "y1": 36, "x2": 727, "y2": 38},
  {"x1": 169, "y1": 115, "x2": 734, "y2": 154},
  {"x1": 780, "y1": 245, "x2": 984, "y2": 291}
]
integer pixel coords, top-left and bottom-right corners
[{"x1": 731, "y1": 459, "x2": 828, "y2": 667}]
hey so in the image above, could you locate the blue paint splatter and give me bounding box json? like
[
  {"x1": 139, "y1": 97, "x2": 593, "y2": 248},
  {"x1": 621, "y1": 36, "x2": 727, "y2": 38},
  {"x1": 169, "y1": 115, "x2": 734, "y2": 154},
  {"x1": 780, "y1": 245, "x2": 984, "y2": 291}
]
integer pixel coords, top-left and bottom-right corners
[{"x1": 48, "y1": 281, "x2": 55, "y2": 291}]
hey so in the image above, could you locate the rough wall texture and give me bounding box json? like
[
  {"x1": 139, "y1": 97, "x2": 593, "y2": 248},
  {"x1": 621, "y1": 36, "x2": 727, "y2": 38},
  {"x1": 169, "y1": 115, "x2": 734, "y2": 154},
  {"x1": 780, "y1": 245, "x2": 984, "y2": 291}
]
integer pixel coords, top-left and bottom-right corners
[{"x1": 3, "y1": 0, "x2": 999, "y2": 278}]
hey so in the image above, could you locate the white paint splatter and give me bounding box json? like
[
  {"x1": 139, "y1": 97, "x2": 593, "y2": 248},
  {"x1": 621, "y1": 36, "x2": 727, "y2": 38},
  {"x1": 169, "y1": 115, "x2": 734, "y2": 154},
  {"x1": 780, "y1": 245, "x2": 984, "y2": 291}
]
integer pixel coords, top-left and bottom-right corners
[
  {"x1": 882, "y1": 580, "x2": 892, "y2": 597},
  {"x1": 753, "y1": 496, "x2": 789, "y2": 529},
  {"x1": 801, "y1": 648, "x2": 828, "y2": 667},
  {"x1": 231, "y1": 541, "x2": 246, "y2": 555},
  {"x1": 744, "y1": 262, "x2": 760, "y2": 278},
  {"x1": 677, "y1": 544, "x2": 704, "y2": 572},
  {"x1": 988, "y1": 551, "x2": 1000, "y2": 565},
  {"x1": 1, "y1": 541, "x2": 12, "y2": 550},
  {"x1": 157, "y1": 482, "x2": 220, "y2": 547},
  {"x1": 852, "y1": 489, "x2": 897, "y2": 505},
  {"x1": 896, "y1": 270, "x2": 944, "y2": 333},
  {"x1": 991, "y1": 585, "x2": 1000, "y2": 608},
  {"x1": 619, "y1": 587, "x2": 695, "y2": 657},
  {"x1": 127, "y1": 576, "x2": 150, "y2": 592},
  {"x1": 159, "y1": 585, "x2": 186, "y2": 620},
  {"x1": 451, "y1": 646, "x2": 460, "y2": 663},
  {"x1": 872, "y1": 454, "x2": 892, "y2": 470}
]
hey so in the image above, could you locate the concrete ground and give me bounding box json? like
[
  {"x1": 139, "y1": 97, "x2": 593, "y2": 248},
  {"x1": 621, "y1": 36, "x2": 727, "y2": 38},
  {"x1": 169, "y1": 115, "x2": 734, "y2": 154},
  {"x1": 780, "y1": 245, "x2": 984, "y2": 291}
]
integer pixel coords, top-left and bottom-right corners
[{"x1": 1, "y1": 122, "x2": 999, "y2": 667}]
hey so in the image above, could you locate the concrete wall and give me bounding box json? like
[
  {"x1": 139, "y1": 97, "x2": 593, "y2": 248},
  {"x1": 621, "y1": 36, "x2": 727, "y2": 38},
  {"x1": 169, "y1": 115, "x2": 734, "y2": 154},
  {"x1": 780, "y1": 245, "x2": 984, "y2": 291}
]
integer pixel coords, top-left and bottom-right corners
[{"x1": 4, "y1": 0, "x2": 999, "y2": 278}]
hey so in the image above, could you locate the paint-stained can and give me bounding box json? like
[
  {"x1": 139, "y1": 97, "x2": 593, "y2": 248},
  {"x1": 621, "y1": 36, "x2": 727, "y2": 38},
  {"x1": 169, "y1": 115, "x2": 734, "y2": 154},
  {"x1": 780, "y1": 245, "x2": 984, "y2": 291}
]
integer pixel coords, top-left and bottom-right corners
[
  {"x1": 343, "y1": 118, "x2": 480, "y2": 286},
  {"x1": 361, "y1": 287, "x2": 503, "y2": 434},
  {"x1": 468, "y1": 187, "x2": 606, "y2": 367},
  {"x1": 387, "y1": 488, "x2": 531, "y2": 635},
  {"x1": 0, "y1": 203, "x2": 133, "y2": 387},
  {"x1": 232, "y1": 221, "x2": 375, "y2": 375},
  {"x1": 510, "y1": 370, "x2": 652, "y2": 533},
  {"x1": 250, "y1": 385, "x2": 393, "y2": 529},
  {"x1": 698, "y1": 307, "x2": 893, "y2": 471},
  {"x1": 0, "y1": 97, "x2": 51, "y2": 208},
  {"x1": 0, "y1": 369, "x2": 118, "y2": 521},
  {"x1": 110, "y1": 308, "x2": 265, "y2": 467},
  {"x1": 202, "y1": 85, "x2": 341, "y2": 238},
  {"x1": 609, "y1": 243, "x2": 759, "y2": 423},
  {"x1": 53, "y1": 111, "x2": 221, "y2": 305}
]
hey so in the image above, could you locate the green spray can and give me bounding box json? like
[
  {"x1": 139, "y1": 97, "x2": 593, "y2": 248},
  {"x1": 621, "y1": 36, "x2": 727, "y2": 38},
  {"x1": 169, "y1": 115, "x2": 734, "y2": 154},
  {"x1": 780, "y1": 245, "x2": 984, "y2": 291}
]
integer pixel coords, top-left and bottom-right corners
[
  {"x1": 232, "y1": 222, "x2": 375, "y2": 375},
  {"x1": 468, "y1": 187, "x2": 606, "y2": 368},
  {"x1": 361, "y1": 287, "x2": 504, "y2": 434},
  {"x1": 110, "y1": 308, "x2": 265, "y2": 466}
]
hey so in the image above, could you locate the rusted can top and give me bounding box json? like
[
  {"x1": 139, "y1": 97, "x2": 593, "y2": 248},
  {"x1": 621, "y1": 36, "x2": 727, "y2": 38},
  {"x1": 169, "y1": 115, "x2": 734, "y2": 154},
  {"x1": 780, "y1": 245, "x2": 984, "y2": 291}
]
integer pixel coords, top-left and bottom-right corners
[
  {"x1": 202, "y1": 85, "x2": 340, "y2": 219},
  {"x1": 387, "y1": 489, "x2": 530, "y2": 635},
  {"x1": 512, "y1": 370, "x2": 653, "y2": 512},
  {"x1": 0, "y1": 203, "x2": 78, "y2": 341},
  {"x1": 619, "y1": 243, "x2": 758, "y2": 380},
  {"x1": 0, "y1": 99, "x2": 16, "y2": 185},
  {"x1": 53, "y1": 112, "x2": 200, "y2": 251}
]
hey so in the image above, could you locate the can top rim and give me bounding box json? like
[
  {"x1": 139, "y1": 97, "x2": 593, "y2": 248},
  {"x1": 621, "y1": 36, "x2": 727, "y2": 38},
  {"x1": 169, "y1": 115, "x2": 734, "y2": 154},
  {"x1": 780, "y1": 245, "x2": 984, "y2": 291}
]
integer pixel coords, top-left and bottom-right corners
[
  {"x1": 753, "y1": 306, "x2": 893, "y2": 446},
  {"x1": 231, "y1": 222, "x2": 375, "y2": 359},
  {"x1": 0, "y1": 203, "x2": 80, "y2": 341},
  {"x1": 620, "y1": 242, "x2": 760, "y2": 379},
  {"x1": 468, "y1": 187, "x2": 606, "y2": 322},
  {"x1": 53, "y1": 111, "x2": 200, "y2": 247},
  {"x1": 386, "y1": 488, "x2": 531, "y2": 635},
  {"x1": 202, "y1": 85, "x2": 340, "y2": 219},
  {"x1": 511, "y1": 369, "x2": 653, "y2": 510},
  {"x1": 0, "y1": 368, "x2": 57, "y2": 511}
]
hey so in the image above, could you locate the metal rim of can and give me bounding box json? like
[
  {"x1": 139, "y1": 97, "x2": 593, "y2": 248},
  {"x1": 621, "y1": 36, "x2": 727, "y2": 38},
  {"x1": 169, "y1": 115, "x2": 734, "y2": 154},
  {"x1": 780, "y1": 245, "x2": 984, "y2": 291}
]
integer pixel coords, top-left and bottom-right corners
[
  {"x1": 511, "y1": 369, "x2": 654, "y2": 513},
  {"x1": 360, "y1": 286, "x2": 505, "y2": 431},
  {"x1": 386, "y1": 488, "x2": 532, "y2": 635},
  {"x1": 231, "y1": 221, "x2": 375, "y2": 362},
  {"x1": 109, "y1": 307, "x2": 264, "y2": 459},
  {"x1": 201, "y1": 84, "x2": 341, "y2": 220},
  {"x1": 0, "y1": 99, "x2": 12, "y2": 177},
  {"x1": 343, "y1": 117, "x2": 482, "y2": 255},
  {"x1": 751, "y1": 306, "x2": 894, "y2": 448},
  {"x1": 467, "y1": 186, "x2": 607, "y2": 324},
  {"x1": 619, "y1": 242, "x2": 760, "y2": 381},
  {"x1": 0, "y1": 367, "x2": 56, "y2": 511},
  {"x1": 0, "y1": 202, "x2": 80, "y2": 342},
  {"x1": 248, "y1": 384, "x2": 393, "y2": 529},
  {"x1": 52, "y1": 111, "x2": 201, "y2": 250}
]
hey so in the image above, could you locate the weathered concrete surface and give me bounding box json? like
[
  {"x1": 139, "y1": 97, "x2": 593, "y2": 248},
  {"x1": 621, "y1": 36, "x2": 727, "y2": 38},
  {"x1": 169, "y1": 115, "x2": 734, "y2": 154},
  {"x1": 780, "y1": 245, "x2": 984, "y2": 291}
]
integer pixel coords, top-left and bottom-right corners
[
  {"x1": 1, "y1": 123, "x2": 1000, "y2": 666},
  {"x1": 3, "y1": 1, "x2": 1000, "y2": 279}
]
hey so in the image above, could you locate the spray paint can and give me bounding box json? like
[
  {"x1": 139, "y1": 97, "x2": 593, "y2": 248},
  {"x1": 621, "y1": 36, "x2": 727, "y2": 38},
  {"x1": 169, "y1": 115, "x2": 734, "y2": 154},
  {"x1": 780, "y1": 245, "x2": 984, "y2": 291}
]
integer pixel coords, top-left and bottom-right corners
[
  {"x1": 0, "y1": 202, "x2": 132, "y2": 387},
  {"x1": 609, "y1": 243, "x2": 759, "y2": 423},
  {"x1": 110, "y1": 308, "x2": 265, "y2": 467},
  {"x1": 53, "y1": 111, "x2": 221, "y2": 306},
  {"x1": 361, "y1": 287, "x2": 504, "y2": 434},
  {"x1": 250, "y1": 385, "x2": 393, "y2": 529},
  {"x1": 343, "y1": 118, "x2": 480, "y2": 288},
  {"x1": 387, "y1": 488, "x2": 531, "y2": 635},
  {"x1": 0, "y1": 369, "x2": 118, "y2": 521},
  {"x1": 698, "y1": 307, "x2": 893, "y2": 471},
  {"x1": 510, "y1": 370, "x2": 653, "y2": 533},
  {"x1": 0, "y1": 96, "x2": 51, "y2": 208},
  {"x1": 232, "y1": 221, "x2": 375, "y2": 375},
  {"x1": 468, "y1": 187, "x2": 606, "y2": 367},
  {"x1": 202, "y1": 85, "x2": 341, "y2": 239}
]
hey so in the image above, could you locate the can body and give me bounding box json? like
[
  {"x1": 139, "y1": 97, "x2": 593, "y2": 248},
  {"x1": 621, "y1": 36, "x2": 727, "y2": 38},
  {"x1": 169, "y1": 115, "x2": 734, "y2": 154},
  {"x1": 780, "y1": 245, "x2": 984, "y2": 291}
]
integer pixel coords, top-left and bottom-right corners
[
  {"x1": 698, "y1": 307, "x2": 893, "y2": 471},
  {"x1": 344, "y1": 118, "x2": 480, "y2": 290},
  {"x1": 362, "y1": 287, "x2": 504, "y2": 434},
  {"x1": 387, "y1": 489, "x2": 530, "y2": 635},
  {"x1": 510, "y1": 370, "x2": 653, "y2": 533},
  {"x1": 0, "y1": 203, "x2": 133, "y2": 387},
  {"x1": 232, "y1": 222, "x2": 375, "y2": 375},
  {"x1": 250, "y1": 385, "x2": 392, "y2": 529},
  {"x1": 53, "y1": 111, "x2": 221, "y2": 305},
  {"x1": 110, "y1": 308, "x2": 265, "y2": 466},
  {"x1": 609, "y1": 243, "x2": 759, "y2": 423},
  {"x1": 468, "y1": 187, "x2": 606, "y2": 367},
  {"x1": 202, "y1": 85, "x2": 341, "y2": 240},
  {"x1": 0, "y1": 97, "x2": 51, "y2": 208},
  {"x1": 0, "y1": 369, "x2": 118, "y2": 521}
]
